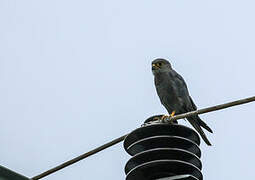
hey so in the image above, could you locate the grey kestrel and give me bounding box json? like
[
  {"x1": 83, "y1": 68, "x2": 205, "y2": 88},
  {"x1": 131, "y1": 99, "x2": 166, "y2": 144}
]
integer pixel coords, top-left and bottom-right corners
[{"x1": 152, "y1": 58, "x2": 213, "y2": 145}]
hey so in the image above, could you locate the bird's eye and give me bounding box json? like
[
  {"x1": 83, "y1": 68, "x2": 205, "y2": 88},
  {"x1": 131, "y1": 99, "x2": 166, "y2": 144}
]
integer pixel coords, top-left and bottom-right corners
[{"x1": 157, "y1": 62, "x2": 162, "y2": 66}]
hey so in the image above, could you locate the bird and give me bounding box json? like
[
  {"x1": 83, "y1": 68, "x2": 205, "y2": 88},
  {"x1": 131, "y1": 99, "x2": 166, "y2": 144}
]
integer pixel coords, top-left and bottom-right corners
[{"x1": 151, "y1": 58, "x2": 213, "y2": 145}]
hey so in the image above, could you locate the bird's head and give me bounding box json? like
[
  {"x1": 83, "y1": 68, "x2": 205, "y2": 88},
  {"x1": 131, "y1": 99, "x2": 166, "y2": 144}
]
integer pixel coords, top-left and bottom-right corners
[{"x1": 151, "y1": 58, "x2": 172, "y2": 75}]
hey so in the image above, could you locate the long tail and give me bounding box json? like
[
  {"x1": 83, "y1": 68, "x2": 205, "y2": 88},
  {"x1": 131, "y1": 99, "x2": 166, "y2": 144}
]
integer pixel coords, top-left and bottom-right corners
[{"x1": 187, "y1": 116, "x2": 212, "y2": 146}]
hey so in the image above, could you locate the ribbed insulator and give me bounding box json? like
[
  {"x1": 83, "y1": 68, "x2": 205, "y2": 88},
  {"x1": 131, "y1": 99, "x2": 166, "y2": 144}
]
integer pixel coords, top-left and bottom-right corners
[
  {"x1": 123, "y1": 115, "x2": 203, "y2": 180},
  {"x1": 0, "y1": 165, "x2": 30, "y2": 180}
]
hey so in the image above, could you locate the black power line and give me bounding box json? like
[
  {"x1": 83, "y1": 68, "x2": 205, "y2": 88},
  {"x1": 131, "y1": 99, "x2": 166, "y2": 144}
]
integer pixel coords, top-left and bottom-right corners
[
  {"x1": 31, "y1": 134, "x2": 128, "y2": 180},
  {"x1": 32, "y1": 95, "x2": 255, "y2": 180}
]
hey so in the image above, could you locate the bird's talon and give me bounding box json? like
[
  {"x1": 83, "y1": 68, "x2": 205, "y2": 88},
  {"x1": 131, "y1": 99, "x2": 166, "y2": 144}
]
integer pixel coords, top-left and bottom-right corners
[
  {"x1": 170, "y1": 111, "x2": 176, "y2": 117},
  {"x1": 153, "y1": 117, "x2": 161, "y2": 121},
  {"x1": 161, "y1": 115, "x2": 169, "y2": 120}
]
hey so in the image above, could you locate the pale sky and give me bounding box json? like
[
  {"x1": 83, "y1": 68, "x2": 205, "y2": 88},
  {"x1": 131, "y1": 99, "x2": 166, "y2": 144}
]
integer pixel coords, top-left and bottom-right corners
[{"x1": 1, "y1": 0, "x2": 255, "y2": 179}]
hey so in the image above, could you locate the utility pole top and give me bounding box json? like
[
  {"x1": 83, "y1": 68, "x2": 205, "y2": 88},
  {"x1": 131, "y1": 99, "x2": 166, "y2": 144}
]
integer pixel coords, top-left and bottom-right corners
[
  {"x1": 0, "y1": 165, "x2": 31, "y2": 180},
  {"x1": 123, "y1": 115, "x2": 203, "y2": 180}
]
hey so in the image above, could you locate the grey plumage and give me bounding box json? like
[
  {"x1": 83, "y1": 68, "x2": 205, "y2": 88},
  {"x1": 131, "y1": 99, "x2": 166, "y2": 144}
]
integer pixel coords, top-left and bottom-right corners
[{"x1": 152, "y1": 58, "x2": 213, "y2": 145}]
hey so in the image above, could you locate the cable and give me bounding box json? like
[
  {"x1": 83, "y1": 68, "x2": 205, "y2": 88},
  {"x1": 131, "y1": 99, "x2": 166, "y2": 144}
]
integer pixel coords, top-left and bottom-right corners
[
  {"x1": 169, "y1": 95, "x2": 255, "y2": 121},
  {"x1": 31, "y1": 95, "x2": 255, "y2": 180},
  {"x1": 31, "y1": 134, "x2": 128, "y2": 180}
]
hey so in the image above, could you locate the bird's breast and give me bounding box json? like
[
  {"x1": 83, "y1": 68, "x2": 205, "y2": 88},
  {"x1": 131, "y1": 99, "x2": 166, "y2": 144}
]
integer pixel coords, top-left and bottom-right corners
[{"x1": 154, "y1": 75, "x2": 183, "y2": 114}]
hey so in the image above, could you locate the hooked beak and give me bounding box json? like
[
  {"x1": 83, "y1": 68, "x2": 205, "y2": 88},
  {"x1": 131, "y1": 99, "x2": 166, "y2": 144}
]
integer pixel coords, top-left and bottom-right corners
[{"x1": 152, "y1": 63, "x2": 159, "y2": 70}]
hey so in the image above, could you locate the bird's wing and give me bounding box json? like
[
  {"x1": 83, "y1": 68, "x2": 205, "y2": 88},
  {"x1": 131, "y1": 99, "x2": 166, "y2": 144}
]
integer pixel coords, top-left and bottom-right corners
[
  {"x1": 169, "y1": 70, "x2": 213, "y2": 144},
  {"x1": 189, "y1": 95, "x2": 213, "y2": 133},
  {"x1": 169, "y1": 70, "x2": 190, "y2": 101},
  {"x1": 189, "y1": 95, "x2": 198, "y2": 110},
  {"x1": 172, "y1": 70, "x2": 200, "y2": 110}
]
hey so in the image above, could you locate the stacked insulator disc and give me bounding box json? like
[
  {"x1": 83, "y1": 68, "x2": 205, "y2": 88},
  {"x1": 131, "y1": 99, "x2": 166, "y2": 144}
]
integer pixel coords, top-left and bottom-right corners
[{"x1": 123, "y1": 115, "x2": 203, "y2": 180}]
